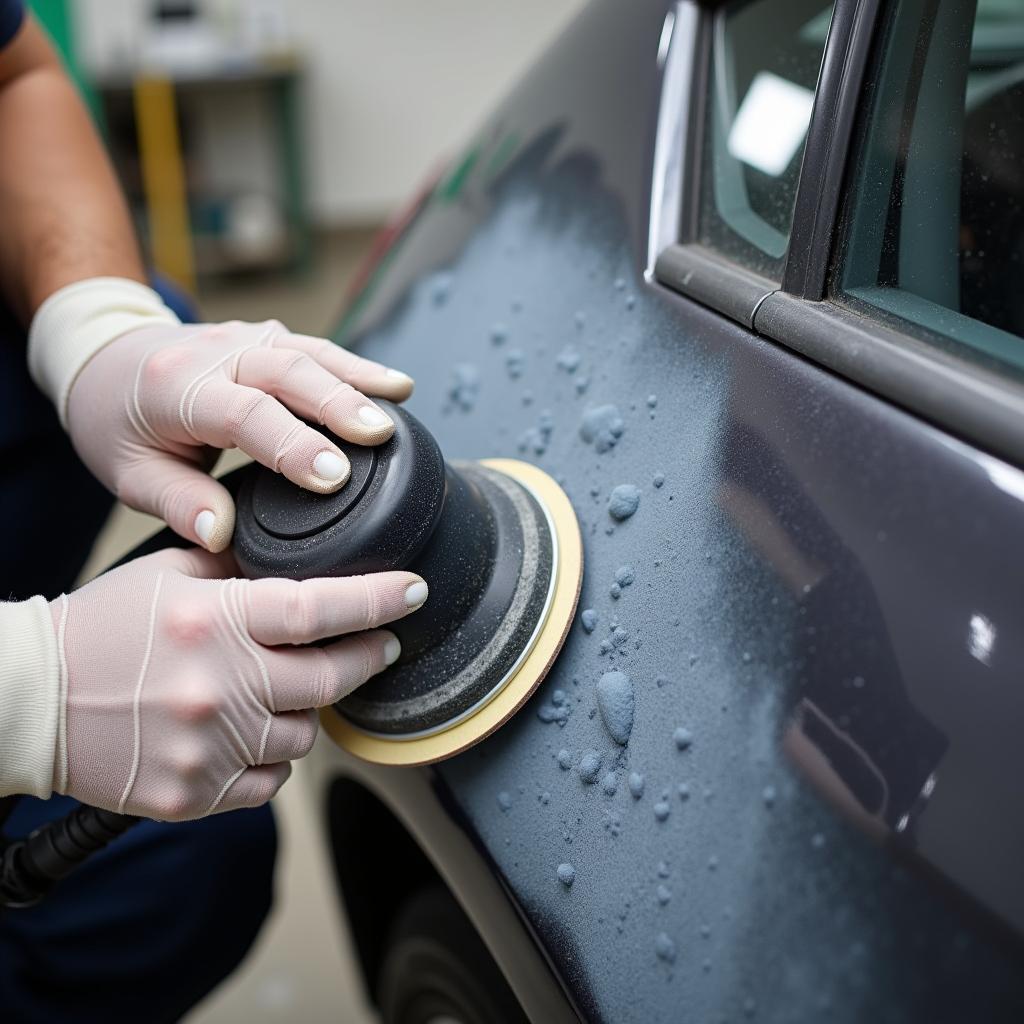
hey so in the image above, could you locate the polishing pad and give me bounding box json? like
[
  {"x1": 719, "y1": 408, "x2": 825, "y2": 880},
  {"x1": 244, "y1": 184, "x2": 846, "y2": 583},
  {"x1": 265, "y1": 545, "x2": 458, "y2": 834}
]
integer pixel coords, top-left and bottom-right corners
[
  {"x1": 320, "y1": 458, "x2": 582, "y2": 766},
  {"x1": 231, "y1": 400, "x2": 582, "y2": 768}
]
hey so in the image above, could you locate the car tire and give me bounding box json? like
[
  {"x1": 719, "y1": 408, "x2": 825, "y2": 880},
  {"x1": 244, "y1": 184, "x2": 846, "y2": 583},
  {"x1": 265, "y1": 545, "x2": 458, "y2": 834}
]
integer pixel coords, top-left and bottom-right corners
[{"x1": 377, "y1": 884, "x2": 529, "y2": 1024}]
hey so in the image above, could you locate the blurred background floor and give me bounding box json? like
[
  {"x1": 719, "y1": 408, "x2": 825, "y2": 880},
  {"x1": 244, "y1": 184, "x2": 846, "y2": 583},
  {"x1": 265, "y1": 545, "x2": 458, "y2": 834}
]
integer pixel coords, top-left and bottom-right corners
[{"x1": 78, "y1": 228, "x2": 380, "y2": 1024}]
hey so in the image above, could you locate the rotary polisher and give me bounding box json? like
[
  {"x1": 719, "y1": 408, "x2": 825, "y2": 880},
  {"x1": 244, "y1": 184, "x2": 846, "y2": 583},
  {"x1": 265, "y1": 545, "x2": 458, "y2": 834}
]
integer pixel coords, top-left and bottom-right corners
[{"x1": 233, "y1": 400, "x2": 583, "y2": 766}]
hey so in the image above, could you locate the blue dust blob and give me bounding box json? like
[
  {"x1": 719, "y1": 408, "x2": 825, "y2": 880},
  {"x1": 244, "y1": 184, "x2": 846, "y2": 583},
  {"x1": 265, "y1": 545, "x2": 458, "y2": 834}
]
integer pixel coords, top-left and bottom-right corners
[
  {"x1": 652, "y1": 472, "x2": 665, "y2": 488},
  {"x1": 610, "y1": 626, "x2": 630, "y2": 649},
  {"x1": 610, "y1": 583, "x2": 621, "y2": 600},
  {"x1": 575, "y1": 376, "x2": 590, "y2": 395},
  {"x1": 574, "y1": 310, "x2": 586, "y2": 329},
  {"x1": 614, "y1": 565, "x2": 636, "y2": 587},
  {"x1": 655, "y1": 932, "x2": 677, "y2": 963},
  {"x1": 497, "y1": 791, "x2": 512, "y2": 812},
  {"x1": 608, "y1": 484, "x2": 641, "y2": 521},
  {"x1": 657, "y1": 861, "x2": 670, "y2": 878},
  {"x1": 557, "y1": 862, "x2": 576, "y2": 887},
  {"x1": 537, "y1": 701, "x2": 570, "y2": 725},
  {"x1": 557, "y1": 749, "x2": 573, "y2": 770},
  {"x1": 579, "y1": 404, "x2": 625, "y2": 453},
  {"x1": 656, "y1": 884, "x2": 672, "y2": 906},
  {"x1": 614, "y1": 277, "x2": 626, "y2": 291},
  {"x1": 673, "y1": 726, "x2": 693, "y2": 750},
  {"x1": 678, "y1": 782, "x2": 690, "y2": 801},
  {"x1": 505, "y1": 348, "x2": 525, "y2": 379},
  {"x1": 628, "y1": 772, "x2": 645, "y2": 799},
  {"x1": 625, "y1": 294, "x2": 636, "y2": 310},
  {"x1": 646, "y1": 394, "x2": 658, "y2": 408},
  {"x1": 579, "y1": 750, "x2": 602, "y2": 783},
  {"x1": 763, "y1": 785, "x2": 777, "y2": 808},
  {"x1": 557, "y1": 347, "x2": 582, "y2": 373},
  {"x1": 596, "y1": 670, "x2": 634, "y2": 745},
  {"x1": 518, "y1": 411, "x2": 554, "y2": 456},
  {"x1": 447, "y1": 363, "x2": 479, "y2": 412},
  {"x1": 580, "y1": 608, "x2": 598, "y2": 633},
  {"x1": 552, "y1": 689, "x2": 566, "y2": 706},
  {"x1": 490, "y1": 322, "x2": 508, "y2": 345},
  {"x1": 601, "y1": 771, "x2": 618, "y2": 796},
  {"x1": 430, "y1": 271, "x2": 453, "y2": 305},
  {"x1": 654, "y1": 800, "x2": 670, "y2": 822}
]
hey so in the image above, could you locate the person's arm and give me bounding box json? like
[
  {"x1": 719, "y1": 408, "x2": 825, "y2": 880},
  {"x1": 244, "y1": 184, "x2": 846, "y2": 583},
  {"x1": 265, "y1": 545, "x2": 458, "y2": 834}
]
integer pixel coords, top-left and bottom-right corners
[{"x1": 0, "y1": 15, "x2": 145, "y2": 322}]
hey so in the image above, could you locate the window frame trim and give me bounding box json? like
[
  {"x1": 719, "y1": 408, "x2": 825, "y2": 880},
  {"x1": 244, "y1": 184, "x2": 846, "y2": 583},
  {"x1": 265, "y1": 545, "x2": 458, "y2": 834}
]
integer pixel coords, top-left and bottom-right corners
[{"x1": 650, "y1": 0, "x2": 1024, "y2": 467}]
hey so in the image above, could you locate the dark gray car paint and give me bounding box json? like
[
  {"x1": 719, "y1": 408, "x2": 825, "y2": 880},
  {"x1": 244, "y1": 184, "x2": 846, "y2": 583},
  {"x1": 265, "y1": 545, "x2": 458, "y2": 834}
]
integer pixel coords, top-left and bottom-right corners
[{"x1": 332, "y1": 0, "x2": 1024, "y2": 1019}]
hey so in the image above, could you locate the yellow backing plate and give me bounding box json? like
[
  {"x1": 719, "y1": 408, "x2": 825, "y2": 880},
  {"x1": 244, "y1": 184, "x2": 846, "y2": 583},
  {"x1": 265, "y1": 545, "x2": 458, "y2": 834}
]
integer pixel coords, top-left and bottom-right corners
[{"x1": 320, "y1": 458, "x2": 583, "y2": 766}]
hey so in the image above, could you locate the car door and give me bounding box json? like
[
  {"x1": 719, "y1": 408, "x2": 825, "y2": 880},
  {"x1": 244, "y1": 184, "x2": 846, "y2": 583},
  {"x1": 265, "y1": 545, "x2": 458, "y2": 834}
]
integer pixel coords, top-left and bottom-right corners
[{"x1": 326, "y1": 0, "x2": 1024, "y2": 1020}]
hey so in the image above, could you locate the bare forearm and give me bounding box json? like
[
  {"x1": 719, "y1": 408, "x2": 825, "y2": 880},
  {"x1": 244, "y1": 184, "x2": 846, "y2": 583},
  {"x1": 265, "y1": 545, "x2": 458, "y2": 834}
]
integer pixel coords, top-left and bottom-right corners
[{"x1": 0, "y1": 20, "x2": 144, "y2": 322}]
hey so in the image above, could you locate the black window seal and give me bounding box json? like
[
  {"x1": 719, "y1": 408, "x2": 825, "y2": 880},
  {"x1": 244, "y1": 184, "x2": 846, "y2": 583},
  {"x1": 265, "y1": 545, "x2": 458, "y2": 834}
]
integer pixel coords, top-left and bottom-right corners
[
  {"x1": 782, "y1": 0, "x2": 883, "y2": 298},
  {"x1": 655, "y1": 0, "x2": 879, "y2": 323},
  {"x1": 753, "y1": 291, "x2": 1024, "y2": 468}
]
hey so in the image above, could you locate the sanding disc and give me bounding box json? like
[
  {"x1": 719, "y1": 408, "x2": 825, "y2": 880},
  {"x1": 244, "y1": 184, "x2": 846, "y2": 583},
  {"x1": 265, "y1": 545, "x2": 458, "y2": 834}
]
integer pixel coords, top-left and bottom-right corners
[{"x1": 320, "y1": 458, "x2": 583, "y2": 766}]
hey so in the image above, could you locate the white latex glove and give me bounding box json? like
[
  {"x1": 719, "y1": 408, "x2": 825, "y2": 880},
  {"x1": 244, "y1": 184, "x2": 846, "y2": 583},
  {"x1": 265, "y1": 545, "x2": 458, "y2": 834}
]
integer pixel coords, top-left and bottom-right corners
[
  {"x1": 28, "y1": 278, "x2": 413, "y2": 552},
  {"x1": 47, "y1": 546, "x2": 428, "y2": 821}
]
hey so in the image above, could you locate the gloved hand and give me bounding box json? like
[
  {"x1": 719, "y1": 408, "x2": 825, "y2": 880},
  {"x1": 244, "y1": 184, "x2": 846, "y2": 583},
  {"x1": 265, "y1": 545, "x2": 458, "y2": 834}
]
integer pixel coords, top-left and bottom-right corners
[
  {"x1": 28, "y1": 278, "x2": 413, "y2": 552},
  {"x1": 48, "y1": 546, "x2": 428, "y2": 821}
]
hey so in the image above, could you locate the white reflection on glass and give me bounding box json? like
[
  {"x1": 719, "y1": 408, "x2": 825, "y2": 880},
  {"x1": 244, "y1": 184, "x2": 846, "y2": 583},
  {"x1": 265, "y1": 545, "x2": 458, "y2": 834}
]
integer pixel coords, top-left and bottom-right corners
[
  {"x1": 727, "y1": 71, "x2": 815, "y2": 177},
  {"x1": 968, "y1": 613, "x2": 996, "y2": 665}
]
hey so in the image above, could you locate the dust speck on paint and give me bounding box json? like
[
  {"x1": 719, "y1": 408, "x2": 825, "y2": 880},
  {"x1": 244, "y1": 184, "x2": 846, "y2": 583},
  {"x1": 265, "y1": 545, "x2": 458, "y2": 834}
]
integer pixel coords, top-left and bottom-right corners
[
  {"x1": 557, "y1": 347, "x2": 582, "y2": 373},
  {"x1": 601, "y1": 771, "x2": 618, "y2": 796},
  {"x1": 447, "y1": 363, "x2": 479, "y2": 412},
  {"x1": 608, "y1": 484, "x2": 641, "y2": 521},
  {"x1": 557, "y1": 862, "x2": 576, "y2": 887},
  {"x1": 673, "y1": 726, "x2": 693, "y2": 750},
  {"x1": 654, "y1": 800, "x2": 670, "y2": 822},
  {"x1": 614, "y1": 565, "x2": 635, "y2": 587},
  {"x1": 505, "y1": 348, "x2": 525, "y2": 379},
  {"x1": 653, "y1": 472, "x2": 665, "y2": 489},
  {"x1": 557, "y1": 749, "x2": 573, "y2": 770},
  {"x1": 497, "y1": 791, "x2": 512, "y2": 812},
  {"x1": 596, "y1": 670, "x2": 634, "y2": 745},
  {"x1": 657, "y1": 884, "x2": 672, "y2": 906},
  {"x1": 628, "y1": 772, "x2": 645, "y2": 799},
  {"x1": 490, "y1": 322, "x2": 508, "y2": 345},
  {"x1": 579, "y1": 750, "x2": 602, "y2": 783},
  {"x1": 581, "y1": 608, "x2": 598, "y2": 633},
  {"x1": 655, "y1": 932, "x2": 676, "y2": 963},
  {"x1": 430, "y1": 271, "x2": 452, "y2": 305},
  {"x1": 580, "y1": 405, "x2": 625, "y2": 453}
]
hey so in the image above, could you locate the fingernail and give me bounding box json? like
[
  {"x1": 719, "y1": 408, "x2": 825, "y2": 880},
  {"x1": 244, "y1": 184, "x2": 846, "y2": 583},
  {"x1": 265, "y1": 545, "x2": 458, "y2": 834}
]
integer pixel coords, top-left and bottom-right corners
[
  {"x1": 386, "y1": 368, "x2": 413, "y2": 384},
  {"x1": 384, "y1": 635, "x2": 402, "y2": 666},
  {"x1": 358, "y1": 405, "x2": 392, "y2": 428},
  {"x1": 313, "y1": 450, "x2": 348, "y2": 483},
  {"x1": 194, "y1": 509, "x2": 216, "y2": 545},
  {"x1": 404, "y1": 580, "x2": 428, "y2": 608}
]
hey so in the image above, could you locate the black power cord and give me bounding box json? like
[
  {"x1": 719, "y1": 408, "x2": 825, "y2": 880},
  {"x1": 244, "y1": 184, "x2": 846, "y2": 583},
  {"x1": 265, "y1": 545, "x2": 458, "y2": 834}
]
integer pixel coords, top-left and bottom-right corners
[{"x1": 0, "y1": 803, "x2": 139, "y2": 909}]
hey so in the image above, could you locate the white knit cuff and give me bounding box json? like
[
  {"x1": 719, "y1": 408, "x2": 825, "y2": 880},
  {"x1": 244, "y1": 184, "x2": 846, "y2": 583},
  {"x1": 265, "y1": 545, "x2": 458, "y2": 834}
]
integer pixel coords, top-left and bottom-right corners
[
  {"x1": 28, "y1": 277, "x2": 180, "y2": 428},
  {"x1": 0, "y1": 596, "x2": 60, "y2": 799}
]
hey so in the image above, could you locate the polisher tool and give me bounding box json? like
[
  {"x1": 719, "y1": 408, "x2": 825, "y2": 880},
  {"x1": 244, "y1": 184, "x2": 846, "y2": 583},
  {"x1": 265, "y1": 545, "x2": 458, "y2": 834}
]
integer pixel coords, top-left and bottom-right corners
[
  {"x1": 233, "y1": 400, "x2": 583, "y2": 766},
  {"x1": 0, "y1": 399, "x2": 582, "y2": 907}
]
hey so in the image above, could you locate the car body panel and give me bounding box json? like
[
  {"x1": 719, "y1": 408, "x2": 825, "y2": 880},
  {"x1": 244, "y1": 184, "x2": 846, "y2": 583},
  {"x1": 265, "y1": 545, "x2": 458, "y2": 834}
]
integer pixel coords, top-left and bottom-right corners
[{"x1": 316, "y1": 1, "x2": 1024, "y2": 1020}]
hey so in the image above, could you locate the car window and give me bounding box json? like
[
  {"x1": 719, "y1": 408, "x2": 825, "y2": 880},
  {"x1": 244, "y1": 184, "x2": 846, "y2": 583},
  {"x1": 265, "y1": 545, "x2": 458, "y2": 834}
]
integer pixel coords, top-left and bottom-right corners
[
  {"x1": 836, "y1": 0, "x2": 1024, "y2": 379},
  {"x1": 698, "y1": 0, "x2": 835, "y2": 279}
]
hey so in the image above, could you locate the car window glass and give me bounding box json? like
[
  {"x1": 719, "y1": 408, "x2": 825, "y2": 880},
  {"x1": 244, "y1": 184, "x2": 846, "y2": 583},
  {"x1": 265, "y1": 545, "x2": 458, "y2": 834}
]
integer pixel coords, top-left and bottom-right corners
[
  {"x1": 836, "y1": 0, "x2": 1024, "y2": 379},
  {"x1": 698, "y1": 0, "x2": 835, "y2": 279}
]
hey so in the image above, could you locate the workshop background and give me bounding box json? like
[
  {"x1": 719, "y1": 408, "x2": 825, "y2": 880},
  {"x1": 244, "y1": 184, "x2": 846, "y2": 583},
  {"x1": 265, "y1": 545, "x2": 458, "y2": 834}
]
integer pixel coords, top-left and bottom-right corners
[{"x1": 40, "y1": 0, "x2": 586, "y2": 1020}]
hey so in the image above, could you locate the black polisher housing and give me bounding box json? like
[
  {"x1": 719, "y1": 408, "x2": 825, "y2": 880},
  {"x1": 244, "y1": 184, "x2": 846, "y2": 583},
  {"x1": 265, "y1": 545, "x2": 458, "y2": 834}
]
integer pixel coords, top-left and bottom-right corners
[{"x1": 233, "y1": 401, "x2": 555, "y2": 737}]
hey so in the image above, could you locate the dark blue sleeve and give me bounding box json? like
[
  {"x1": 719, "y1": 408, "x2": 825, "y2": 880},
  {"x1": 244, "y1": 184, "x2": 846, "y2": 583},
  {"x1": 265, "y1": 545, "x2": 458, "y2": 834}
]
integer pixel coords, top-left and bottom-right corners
[{"x1": 0, "y1": 0, "x2": 23, "y2": 51}]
